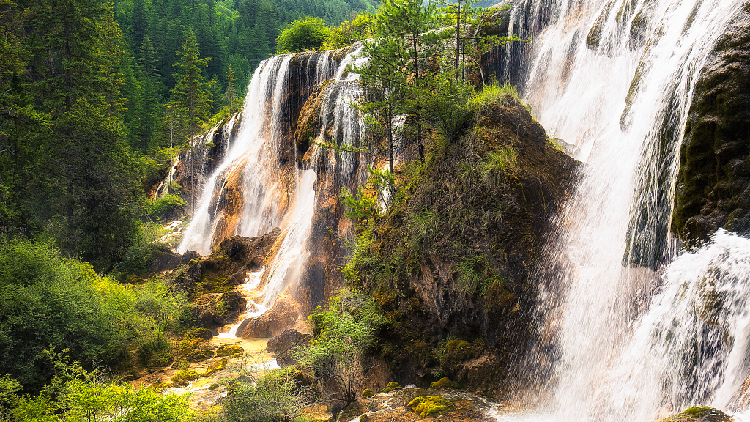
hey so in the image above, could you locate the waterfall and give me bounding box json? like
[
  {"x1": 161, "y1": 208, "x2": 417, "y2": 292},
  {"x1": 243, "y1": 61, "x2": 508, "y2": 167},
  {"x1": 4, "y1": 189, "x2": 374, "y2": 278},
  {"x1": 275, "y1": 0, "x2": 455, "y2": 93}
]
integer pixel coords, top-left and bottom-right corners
[
  {"x1": 493, "y1": 0, "x2": 749, "y2": 419},
  {"x1": 177, "y1": 46, "x2": 368, "y2": 324}
]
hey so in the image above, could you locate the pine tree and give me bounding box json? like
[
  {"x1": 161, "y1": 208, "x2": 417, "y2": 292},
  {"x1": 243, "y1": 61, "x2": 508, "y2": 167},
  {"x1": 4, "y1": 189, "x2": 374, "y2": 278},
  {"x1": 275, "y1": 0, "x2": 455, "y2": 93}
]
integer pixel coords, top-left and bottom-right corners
[{"x1": 170, "y1": 29, "x2": 213, "y2": 215}]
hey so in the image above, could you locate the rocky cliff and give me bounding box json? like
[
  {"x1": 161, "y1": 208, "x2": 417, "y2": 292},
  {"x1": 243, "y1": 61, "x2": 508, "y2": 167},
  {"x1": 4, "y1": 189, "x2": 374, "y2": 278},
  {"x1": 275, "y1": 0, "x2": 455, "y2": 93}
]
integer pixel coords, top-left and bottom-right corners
[
  {"x1": 345, "y1": 93, "x2": 578, "y2": 398},
  {"x1": 672, "y1": 5, "x2": 750, "y2": 246}
]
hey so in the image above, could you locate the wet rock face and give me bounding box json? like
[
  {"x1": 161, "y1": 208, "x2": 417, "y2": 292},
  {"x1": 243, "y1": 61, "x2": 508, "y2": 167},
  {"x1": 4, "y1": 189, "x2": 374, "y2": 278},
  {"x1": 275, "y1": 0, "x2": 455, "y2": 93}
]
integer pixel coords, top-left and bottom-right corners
[
  {"x1": 672, "y1": 10, "x2": 750, "y2": 245},
  {"x1": 235, "y1": 295, "x2": 301, "y2": 338}
]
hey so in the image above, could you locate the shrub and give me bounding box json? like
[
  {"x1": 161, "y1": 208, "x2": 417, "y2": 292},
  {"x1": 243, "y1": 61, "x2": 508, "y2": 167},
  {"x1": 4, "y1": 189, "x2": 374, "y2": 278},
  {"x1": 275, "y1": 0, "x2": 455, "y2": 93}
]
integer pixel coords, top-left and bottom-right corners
[
  {"x1": 276, "y1": 17, "x2": 330, "y2": 53},
  {"x1": 9, "y1": 354, "x2": 193, "y2": 421},
  {"x1": 468, "y1": 82, "x2": 519, "y2": 112},
  {"x1": 218, "y1": 366, "x2": 307, "y2": 422},
  {"x1": 294, "y1": 288, "x2": 384, "y2": 405},
  {"x1": 147, "y1": 194, "x2": 186, "y2": 222},
  {"x1": 0, "y1": 238, "x2": 186, "y2": 392},
  {"x1": 323, "y1": 13, "x2": 373, "y2": 50}
]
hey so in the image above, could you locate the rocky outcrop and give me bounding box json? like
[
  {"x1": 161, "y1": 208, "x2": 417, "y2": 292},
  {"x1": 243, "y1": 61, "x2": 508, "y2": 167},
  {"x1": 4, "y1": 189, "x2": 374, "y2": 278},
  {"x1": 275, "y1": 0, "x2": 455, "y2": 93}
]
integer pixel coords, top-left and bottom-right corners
[
  {"x1": 347, "y1": 94, "x2": 579, "y2": 398},
  {"x1": 192, "y1": 291, "x2": 246, "y2": 327},
  {"x1": 672, "y1": 7, "x2": 750, "y2": 246},
  {"x1": 267, "y1": 329, "x2": 313, "y2": 366},
  {"x1": 158, "y1": 113, "x2": 243, "y2": 202},
  {"x1": 659, "y1": 407, "x2": 734, "y2": 422},
  {"x1": 235, "y1": 295, "x2": 302, "y2": 339},
  {"x1": 170, "y1": 230, "x2": 281, "y2": 331}
]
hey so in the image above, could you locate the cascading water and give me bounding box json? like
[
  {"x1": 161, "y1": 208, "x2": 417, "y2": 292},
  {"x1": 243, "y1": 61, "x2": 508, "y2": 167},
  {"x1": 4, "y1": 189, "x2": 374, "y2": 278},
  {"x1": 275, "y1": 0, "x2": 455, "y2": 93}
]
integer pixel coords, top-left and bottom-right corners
[
  {"x1": 177, "y1": 46, "x2": 368, "y2": 328},
  {"x1": 492, "y1": 0, "x2": 750, "y2": 419}
]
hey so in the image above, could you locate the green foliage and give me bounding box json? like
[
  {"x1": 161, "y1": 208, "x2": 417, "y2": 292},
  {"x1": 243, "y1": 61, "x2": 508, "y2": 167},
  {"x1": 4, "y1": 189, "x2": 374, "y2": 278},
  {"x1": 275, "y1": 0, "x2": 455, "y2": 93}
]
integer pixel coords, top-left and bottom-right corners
[
  {"x1": 171, "y1": 369, "x2": 200, "y2": 386},
  {"x1": 147, "y1": 194, "x2": 187, "y2": 222},
  {"x1": 340, "y1": 166, "x2": 394, "y2": 225},
  {"x1": 479, "y1": 147, "x2": 518, "y2": 183},
  {"x1": 408, "y1": 209, "x2": 439, "y2": 254},
  {"x1": 430, "y1": 377, "x2": 457, "y2": 389},
  {"x1": 216, "y1": 344, "x2": 245, "y2": 357},
  {"x1": 457, "y1": 255, "x2": 505, "y2": 296},
  {"x1": 323, "y1": 13, "x2": 374, "y2": 50},
  {"x1": 381, "y1": 381, "x2": 401, "y2": 393},
  {"x1": 0, "y1": 238, "x2": 186, "y2": 393},
  {"x1": 276, "y1": 16, "x2": 331, "y2": 53},
  {"x1": 215, "y1": 365, "x2": 306, "y2": 422},
  {"x1": 468, "y1": 82, "x2": 519, "y2": 111},
  {"x1": 7, "y1": 352, "x2": 193, "y2": 421},
  {"x1": 295, "y1": 288, "x2": 383, "y2": 404}
]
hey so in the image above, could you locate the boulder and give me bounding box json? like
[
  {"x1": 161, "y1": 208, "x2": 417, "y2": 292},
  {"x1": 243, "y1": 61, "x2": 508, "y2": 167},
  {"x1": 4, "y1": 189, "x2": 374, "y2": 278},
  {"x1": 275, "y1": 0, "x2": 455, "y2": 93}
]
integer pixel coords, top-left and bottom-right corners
[
  {"x1": 236, "y1": 295, "x2": 301, "y2": 339},
  {"x1": 659, "y1": 407, "x2": 733, "y2": 422},
  {"x1": 267, "y1": 329, "x2": 312, "y2": 366},
  {"x1": 192, "y1": 291, "x2": 247, "y2": 328}
]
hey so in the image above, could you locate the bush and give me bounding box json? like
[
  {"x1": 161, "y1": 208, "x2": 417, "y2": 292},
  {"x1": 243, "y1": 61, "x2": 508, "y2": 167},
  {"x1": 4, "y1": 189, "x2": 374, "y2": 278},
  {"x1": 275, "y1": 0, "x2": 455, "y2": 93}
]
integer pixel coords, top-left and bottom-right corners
[
  {"x1": 276, "y1": 16, "x2": 330, "y2": 53},
  {"x1": 322, "y1": 13, "x2": 373, "y2": 50},
  {"x1": 217, "y1": 366, "x2": 307, "y2": 422},
  {"x1": 147, "y1": 194, "x2": 186, "y2": 222},
  {"x1": 8, "y1": 354, "x2": 193, "y2": 421},
  {"x1": 294, "y1": 288, "x2": 383, "y2": 405},
  {"x1": 0, "y1": 237, "x2": 186, "y2": 392}
]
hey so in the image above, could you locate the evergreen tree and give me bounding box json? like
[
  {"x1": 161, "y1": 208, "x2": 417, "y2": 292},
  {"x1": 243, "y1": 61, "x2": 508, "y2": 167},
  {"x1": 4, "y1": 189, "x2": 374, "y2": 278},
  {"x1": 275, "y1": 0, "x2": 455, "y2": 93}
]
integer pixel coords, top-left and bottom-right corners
[{"x1": 169, "y1": 29, "x2": 213, "y2": 215}]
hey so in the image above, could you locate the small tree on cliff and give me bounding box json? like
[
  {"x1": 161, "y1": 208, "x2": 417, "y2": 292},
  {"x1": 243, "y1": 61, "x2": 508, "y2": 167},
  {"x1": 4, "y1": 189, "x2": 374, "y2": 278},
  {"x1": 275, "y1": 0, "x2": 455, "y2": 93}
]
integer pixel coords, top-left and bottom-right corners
[
  {"x1": 294, "y1": 289, "x2": 383, "y2": 406},
  {"x1": 357, "y1": 0, "x2": 439, "y2": 170}
]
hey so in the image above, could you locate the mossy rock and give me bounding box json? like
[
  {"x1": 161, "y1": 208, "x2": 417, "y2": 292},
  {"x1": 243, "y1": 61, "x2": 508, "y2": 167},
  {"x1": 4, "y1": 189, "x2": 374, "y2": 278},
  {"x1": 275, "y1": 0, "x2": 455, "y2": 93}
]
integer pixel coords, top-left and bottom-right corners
[
  {"x1": 442, "y1": 340, "x2": 482, "y2": 365},
  {"x1": 671, "y1": 10, "x2": 750, "y2": 245},
  {"x1": 382, "y1": 382, "x2": 402, "y2": 393},
  {"x1": 171, "y1": 369, "x2": 200, "y2": 386},
  {"x1": 430, "y1": 377, "x2": 458, "y2": 389},
  {"x1": 407, "y1": 396, "x2": 454, "y2": 418},
  {"x1": 186, "y1": 346, "x2": 215, "y2": 362},
  {"x1": 216, "y1": 344, "x2": 245, "y2": 357},
  {"x1": 203, "y1": 358, "x2": 228, "y2": 376},
  {"x1": 149, "y1": 381, "x2": 173, "y2": 392},
  {"x1": 659, "y1": 406, "x2": 733, "y2": 422},
  {"x1": 362, "y1": 388, "x2": 375, "y2": 398}
]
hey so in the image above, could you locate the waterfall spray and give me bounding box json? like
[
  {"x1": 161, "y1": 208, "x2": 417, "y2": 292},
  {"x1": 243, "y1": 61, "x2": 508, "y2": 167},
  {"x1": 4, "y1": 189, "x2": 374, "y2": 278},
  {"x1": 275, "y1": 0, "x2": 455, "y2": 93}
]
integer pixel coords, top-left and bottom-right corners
[{"x1": 491, "y1": 0, "x2": 750, "y2": 419}]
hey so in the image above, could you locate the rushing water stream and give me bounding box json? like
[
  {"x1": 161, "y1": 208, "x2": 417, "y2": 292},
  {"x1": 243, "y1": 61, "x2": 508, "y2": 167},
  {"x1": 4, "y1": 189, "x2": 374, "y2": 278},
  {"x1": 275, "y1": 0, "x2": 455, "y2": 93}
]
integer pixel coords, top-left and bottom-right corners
[{"x1": 504, "y1": 0, "x2": 750, "y2": 419}]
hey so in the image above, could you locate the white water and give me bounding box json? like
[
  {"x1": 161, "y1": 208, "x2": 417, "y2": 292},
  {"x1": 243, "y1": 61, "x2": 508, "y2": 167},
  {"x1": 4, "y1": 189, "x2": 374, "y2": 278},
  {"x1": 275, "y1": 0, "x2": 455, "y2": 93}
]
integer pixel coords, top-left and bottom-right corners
[
  {"x1": 178, "y1": 47, "x2": 367, "y2": 322},
  {"x1": 496, "y1": 0, "x2": 750, "y2": 419}
]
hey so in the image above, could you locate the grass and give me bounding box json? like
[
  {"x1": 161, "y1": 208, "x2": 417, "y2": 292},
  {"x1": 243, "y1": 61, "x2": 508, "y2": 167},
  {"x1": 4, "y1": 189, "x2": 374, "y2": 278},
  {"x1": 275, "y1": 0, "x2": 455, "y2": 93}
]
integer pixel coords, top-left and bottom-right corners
[{"x1": 468, "y1": 82, "x2": 519, "y2": 111}]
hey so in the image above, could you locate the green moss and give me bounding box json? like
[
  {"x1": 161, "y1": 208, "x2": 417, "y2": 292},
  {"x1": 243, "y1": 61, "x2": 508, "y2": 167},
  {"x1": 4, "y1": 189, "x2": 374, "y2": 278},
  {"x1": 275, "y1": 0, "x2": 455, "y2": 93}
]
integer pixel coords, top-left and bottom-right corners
[
  {"x1": 381, "y1": 381, "x2": 401, "y2": 393},
  {"x1": 586, "y1": 1, "x2": 614, "y2": 49},
  {"x1": 362, "y1": 388, "x2": 374, "y2": 398},
  {"x1": 407, "y1": 396, "x2": 453, "y2": 418},
  {"x1": 430, "y1": 377, "x2": 457, "y2": 389},
  {"x1": 203, "y1": 358, "x2": 228, "y2": 376},
  {"x1": 659, "y1": 406, "x2": 733, "y2": 422},
  {"x1": 216, "y1": 344, "x2": 245, "y2": 357},
  {"x1": 171, "y1": 369, "x2": 200, "y2": 386}
]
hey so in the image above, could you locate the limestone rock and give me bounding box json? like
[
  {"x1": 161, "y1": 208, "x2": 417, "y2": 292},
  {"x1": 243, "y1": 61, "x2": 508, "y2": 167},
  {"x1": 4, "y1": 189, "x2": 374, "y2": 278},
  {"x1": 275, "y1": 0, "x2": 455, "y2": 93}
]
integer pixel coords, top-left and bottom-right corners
[
  {"x1": 659, "y1": 407, "x2": 733, "y2": 422},
  {"x1": 192, "y1": 291, "x2": 246, "y2": 328}
]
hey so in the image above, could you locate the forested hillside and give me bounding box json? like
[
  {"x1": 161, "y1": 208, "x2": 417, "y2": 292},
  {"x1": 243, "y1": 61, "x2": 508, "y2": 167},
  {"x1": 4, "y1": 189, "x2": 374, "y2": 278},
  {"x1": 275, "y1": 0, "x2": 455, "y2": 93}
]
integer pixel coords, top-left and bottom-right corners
[{"x1": 0, "y1": 0, "x2": 377, "y2": 275}]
